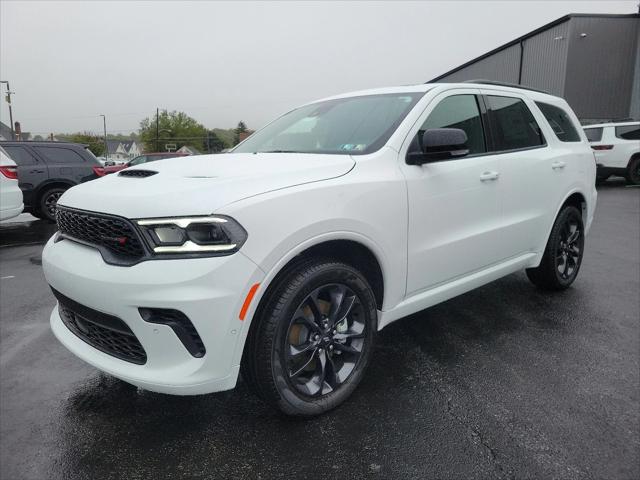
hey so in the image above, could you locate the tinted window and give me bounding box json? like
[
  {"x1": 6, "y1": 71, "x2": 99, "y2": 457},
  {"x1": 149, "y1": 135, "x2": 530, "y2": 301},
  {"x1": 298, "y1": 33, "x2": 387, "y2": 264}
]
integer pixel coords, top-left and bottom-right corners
[
  {"x1": 584, "y1": 128, "x2": 603, "y2": 142},
  {"x1": 128, "y1": 155, "x2": 147, "y2": 166},
  {"x1": 535, "y1": 102, "x2": 580, "y2": 142},
  {"x1": 233, "y1": 93, "x2": 424, "y2": 155},
  {"x1": 420, "y1": 95, "x2": 486, "y2": 154},
  {"x1": 34, "y1": 146, "x2": 86, "y2": 164},
  {"x1": 3, "y1": 146, "x2": 38, "y2": 166},
  {"x1": 615, "y1": 125, "x2": 640, "y2": 140},
  {"x1": 487, "y1": 96, "x2": 544, "y2": 151}
]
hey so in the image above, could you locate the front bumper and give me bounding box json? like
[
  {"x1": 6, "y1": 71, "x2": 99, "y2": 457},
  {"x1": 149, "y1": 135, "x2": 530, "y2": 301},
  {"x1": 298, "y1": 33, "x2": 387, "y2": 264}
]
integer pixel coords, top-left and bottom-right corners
[{"x1": 43, "y1": 235, "x2": 264, "y2": 395}]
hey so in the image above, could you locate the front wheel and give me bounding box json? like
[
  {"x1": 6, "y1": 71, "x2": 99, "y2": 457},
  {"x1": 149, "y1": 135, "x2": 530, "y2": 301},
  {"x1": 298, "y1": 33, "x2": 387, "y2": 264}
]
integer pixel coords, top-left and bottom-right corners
[
  {"x1": 526, "y1": 206, "x2": 585, "y2": 290},
  {"x1": 242, "y1": 259, "x2": 377, "y2": 416}
]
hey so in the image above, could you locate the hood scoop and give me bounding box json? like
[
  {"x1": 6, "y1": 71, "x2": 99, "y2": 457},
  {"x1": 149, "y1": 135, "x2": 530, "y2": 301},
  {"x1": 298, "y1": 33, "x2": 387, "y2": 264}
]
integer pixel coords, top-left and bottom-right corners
[{"x1": 119, "y1": 170, "x2": 158, "y2": 178}]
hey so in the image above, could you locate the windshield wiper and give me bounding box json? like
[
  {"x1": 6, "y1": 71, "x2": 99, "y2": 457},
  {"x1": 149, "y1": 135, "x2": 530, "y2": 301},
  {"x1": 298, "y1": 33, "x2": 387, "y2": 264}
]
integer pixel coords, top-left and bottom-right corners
[{"x1": 257, "y1": 150, "x2": 301, "y2": 153}]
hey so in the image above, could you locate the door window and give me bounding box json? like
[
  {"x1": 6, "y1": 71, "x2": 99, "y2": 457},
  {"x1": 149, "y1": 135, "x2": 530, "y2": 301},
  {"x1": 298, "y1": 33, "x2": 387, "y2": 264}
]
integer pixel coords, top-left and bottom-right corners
[
  {"x1": 34, "y1": 146, "x2": 86, "y2": 164},
  {"x1": 420, "y1": 95, "x2": 486, "y2": 155},
  {"x1": 486, "y1": 96, "x2": 544, "y2": 151},
  {"x1": 615, "y1": 125, "x2": 640, "y2": 140},
  {"x1": 583, "y1": 128, "x2": 603, "y2": 142},
  {"x1": 535, "y1": 102, "x2": 580, "y2": 142},
  {"x1": 3, "y1": 146, "x2": 39, "y2": 166}
]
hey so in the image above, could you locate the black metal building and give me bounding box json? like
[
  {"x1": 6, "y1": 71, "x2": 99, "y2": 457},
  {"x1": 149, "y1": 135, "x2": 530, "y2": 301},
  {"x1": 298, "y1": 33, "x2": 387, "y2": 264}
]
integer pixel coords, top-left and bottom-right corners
[{"x1": 431, "y1": 14, "x2": 640, "y2": 124}]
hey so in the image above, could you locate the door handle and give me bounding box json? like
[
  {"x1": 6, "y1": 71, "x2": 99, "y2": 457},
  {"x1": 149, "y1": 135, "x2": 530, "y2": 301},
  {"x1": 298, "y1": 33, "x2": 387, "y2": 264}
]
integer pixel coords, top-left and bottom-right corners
[
  {"x1": 480, "y1": 171, "x2": 500, "y2": 182},
  {"x1": 551, "y1": 161, "x2": 566, "y2": 170}
]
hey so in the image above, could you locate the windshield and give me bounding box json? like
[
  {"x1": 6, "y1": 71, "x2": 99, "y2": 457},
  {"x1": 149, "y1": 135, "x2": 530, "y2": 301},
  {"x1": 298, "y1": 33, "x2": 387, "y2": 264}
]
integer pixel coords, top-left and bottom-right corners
[{"x1": 233, "y1": 93, "x2": 424, "y2": 155}]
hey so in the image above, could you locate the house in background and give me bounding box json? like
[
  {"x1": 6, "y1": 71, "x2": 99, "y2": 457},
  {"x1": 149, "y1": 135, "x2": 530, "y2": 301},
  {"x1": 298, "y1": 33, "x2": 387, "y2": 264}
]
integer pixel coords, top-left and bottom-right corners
[
  {"x1": 176, "y1": 145, "x2": 200, "y2": 155},
  {"x1": 106, "y1": 139, "x2": 145, "y2": 161},
  {"x1": 0, "y1": 121, "x2": 31, "y2": 141}
]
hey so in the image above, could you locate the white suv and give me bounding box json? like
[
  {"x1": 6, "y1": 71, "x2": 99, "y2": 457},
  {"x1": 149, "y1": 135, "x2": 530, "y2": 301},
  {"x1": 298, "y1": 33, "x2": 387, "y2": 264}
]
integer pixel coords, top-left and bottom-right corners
[
  {"x1": 583, "y1": 121, "x2": 640, "y2": 185},
  {"x1": 43, "y1": 83, "x2": 597, "y2": 416}
]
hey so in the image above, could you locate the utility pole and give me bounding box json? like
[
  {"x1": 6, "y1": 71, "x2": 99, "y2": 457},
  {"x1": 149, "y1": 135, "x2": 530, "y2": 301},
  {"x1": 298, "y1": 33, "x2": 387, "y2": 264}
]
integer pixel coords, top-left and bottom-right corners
[
  {"x1": 99, "y1": 114, "x2": 108, "y2": 160},
  {"x1": 155, "y1": 107, "x2": 159, "y2": 152},
  {"x1": 0, "y1": 80, "x2": 15, "y2": 140}
]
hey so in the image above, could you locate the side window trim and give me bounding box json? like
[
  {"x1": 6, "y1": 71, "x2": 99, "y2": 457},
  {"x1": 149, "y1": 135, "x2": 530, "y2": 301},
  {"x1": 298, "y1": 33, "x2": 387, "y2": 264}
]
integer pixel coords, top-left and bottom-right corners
[{"x1": 480, "y1": 93, "x2": 548, "y2": 155}]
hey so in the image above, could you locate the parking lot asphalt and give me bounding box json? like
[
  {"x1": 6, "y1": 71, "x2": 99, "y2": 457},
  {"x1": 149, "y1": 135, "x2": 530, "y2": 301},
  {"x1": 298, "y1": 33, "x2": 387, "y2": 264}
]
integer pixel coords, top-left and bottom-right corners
[{"x1": 1, "y1": 183, "x2": 638, "y2": 480}]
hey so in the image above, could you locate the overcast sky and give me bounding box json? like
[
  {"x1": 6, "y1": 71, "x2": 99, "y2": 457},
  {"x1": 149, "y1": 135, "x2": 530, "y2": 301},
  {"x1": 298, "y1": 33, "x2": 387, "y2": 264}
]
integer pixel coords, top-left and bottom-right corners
[{"x1": 1, "y1": 0, "x2": 637, "y2": 136}]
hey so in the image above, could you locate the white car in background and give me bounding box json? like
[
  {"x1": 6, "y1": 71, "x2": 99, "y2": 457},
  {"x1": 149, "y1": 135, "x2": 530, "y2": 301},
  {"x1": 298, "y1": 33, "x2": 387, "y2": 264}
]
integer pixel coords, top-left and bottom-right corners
[
  {"x1": 0, "y1": 145, "x2": 24, "y2": 221},
  {"x1": 583, "y1": 121, "x2": 640, "y2": 185}
]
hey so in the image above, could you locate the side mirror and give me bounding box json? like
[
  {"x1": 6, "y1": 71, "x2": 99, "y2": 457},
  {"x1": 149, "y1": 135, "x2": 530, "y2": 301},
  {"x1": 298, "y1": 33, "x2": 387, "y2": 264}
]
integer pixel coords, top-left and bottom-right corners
[{"x1": 406, "y1": 128, "x2": 470, "y2": 165}]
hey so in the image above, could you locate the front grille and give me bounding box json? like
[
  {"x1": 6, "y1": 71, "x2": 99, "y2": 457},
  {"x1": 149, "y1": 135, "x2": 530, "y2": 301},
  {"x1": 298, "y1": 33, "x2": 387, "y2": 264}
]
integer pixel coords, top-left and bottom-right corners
[
  {"x1": 52, "y1": 288, "x2": 147, "y2": 365},
  {"x1": 56, "y1": 206, "x2": 146, "y2": 261},
  {"x1": 119, "y1": 170, "x2": 157, "y2": 178},
  {"x1": 139, "y1": 308, "x2": 206, "y2": 358}
]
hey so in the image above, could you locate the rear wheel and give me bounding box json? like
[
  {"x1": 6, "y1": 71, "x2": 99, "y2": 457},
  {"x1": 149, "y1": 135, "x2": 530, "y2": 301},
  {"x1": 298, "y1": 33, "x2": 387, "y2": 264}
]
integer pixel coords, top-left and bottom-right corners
[
  {"x1": 526, "y1": 206, "x2": 585, "y2": 290},
  {"x1": 242, "y1": 259, "x2": 377, "y2": 416},
  {"x1": 38, "y1": 187, "x2": 66, "y2": 222},
  {"x1": 626, "y1": 157, "x2": 640, "y2": 186}
]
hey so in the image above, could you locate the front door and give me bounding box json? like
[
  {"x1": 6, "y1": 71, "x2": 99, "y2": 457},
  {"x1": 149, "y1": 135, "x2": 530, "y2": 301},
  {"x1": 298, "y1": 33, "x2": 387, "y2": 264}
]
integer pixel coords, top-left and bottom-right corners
[{"x1": 400, "y1": 90, "x2": 504, "y2": 296}]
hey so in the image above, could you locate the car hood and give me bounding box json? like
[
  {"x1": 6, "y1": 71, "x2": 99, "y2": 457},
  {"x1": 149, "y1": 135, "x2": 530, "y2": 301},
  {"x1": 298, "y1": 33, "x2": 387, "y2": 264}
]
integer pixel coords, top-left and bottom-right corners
[{"x1": 58, "y1": 153, "x2": 355, "y2": 218}]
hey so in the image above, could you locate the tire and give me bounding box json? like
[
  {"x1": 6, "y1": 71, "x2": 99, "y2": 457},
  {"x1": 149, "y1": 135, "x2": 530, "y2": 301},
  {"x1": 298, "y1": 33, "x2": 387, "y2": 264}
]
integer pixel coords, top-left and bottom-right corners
[
  {"x1": 526, "y1": 206, "x2": 585, "y2": 290},
  {"x1": 241, "y1": 258, "x2": 377, "y2": 416},
  {"x1": 38, "y1": 187, "x2": 67, "y2": 222},
  {"x1": 626, "y1": 157, "x2": 640, "y2": 186}
]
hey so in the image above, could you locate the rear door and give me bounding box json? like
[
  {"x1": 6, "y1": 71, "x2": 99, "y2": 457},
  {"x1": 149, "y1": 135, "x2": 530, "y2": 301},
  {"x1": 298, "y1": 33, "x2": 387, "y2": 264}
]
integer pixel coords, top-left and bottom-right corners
[
  {"x1": 2, "y1": 144, "x2": 48, "y2": 209},
  {"x1": 481, "y1": 92, "x2": 573, "y2": 258}
]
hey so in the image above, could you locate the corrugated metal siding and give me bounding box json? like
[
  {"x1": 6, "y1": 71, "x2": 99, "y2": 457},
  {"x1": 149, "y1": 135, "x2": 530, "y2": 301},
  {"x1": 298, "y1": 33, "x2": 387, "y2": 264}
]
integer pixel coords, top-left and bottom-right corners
[
  {"x1": 629, "y1": 22, "x2": 640, "y2": 120},
  {"x1": 564, "y1": 17, "x2": 639, "y2": 120},
  {"x1": 521, "y1": 21, "x2": 570, "y2": 96},
  {"x1": 435, "y1": 44, "x2": 521, "y2": 83}
]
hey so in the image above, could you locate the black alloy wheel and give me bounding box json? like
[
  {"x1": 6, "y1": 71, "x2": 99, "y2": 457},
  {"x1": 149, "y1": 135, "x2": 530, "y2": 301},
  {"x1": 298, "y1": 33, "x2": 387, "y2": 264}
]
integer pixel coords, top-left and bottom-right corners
[
  {"x1": 285, "y1": 283, "x2": 366, "y2": 397},
  {"x1": 526, "y1": 205, "x2": 585, "y2": 290},
  {"x1": 242, "y1": 259, "x2": 377, "y2": 416},
  {"x1": 555, "y1": 214, "x2": 582, "y2": 281},
  {"x1": 40, "y1": 187, "x2": 66, "y2": 222}
]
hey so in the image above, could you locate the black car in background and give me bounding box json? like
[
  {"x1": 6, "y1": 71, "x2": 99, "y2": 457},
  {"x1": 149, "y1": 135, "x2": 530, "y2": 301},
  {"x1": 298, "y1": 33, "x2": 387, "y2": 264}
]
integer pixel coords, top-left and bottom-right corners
[{"x1": 0, "y1": 141, "x2": 105, "y2": 221}]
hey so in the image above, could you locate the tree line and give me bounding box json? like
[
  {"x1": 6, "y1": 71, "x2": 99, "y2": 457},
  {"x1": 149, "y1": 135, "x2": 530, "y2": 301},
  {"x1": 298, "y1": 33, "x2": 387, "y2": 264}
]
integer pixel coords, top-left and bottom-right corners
[{"x1": 58, "y1": 111, "x2": 252, "y2": 156}]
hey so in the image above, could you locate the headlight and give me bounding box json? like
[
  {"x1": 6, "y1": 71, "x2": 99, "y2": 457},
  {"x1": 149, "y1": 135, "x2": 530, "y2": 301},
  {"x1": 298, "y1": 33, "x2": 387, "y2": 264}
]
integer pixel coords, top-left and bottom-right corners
[{"x1": 136, "y1": 216, "x2": 247, "y2": 255}]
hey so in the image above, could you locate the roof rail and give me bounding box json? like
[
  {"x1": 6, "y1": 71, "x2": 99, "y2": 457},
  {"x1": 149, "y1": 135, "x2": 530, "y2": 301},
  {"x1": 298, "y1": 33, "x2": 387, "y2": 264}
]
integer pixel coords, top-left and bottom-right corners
[{"x1": 462, "y1": 79, "x2": 551, "y2": 95}]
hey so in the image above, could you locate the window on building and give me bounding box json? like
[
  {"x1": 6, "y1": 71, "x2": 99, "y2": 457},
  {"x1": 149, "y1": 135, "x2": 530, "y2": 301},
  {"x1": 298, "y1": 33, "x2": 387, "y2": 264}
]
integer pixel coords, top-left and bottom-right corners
[
  {"x1": 34, "y1": 146, "x2": 86, "y2": 164},
  {"x1": 615, "y1": 125, "x2": 640, "y2": 140},
  {"x1": 3, "y1": 146, "x2": 39, "y2": 166},
  {"x1": 486, "y1": 95, "x2": 544, "y2": 151},
  {"x1": 583, "y1": 127, "x2": 603, "y2": 142},
  {"x1": 420, "y1": 94, "x2": 486, "y2": 155},
  {"x1": 535, "y1": 102, "x2": 580, "y2": 142}
]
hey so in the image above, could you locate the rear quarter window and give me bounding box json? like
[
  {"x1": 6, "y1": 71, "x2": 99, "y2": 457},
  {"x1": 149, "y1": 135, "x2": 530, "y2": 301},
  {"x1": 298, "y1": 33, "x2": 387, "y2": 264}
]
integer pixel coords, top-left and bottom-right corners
[
  {"x1": 615, "y1": 125, "x2": 640, "y2": 140},
  {"x1": 583, "y1": 128, "x2": 603, "y2": 142},
  {"x1": 3, "y1": 145, "x2": 39, "y2": 166},
  {"x1": 535, "y1": 102, "x2": 581, "y2": 142}
]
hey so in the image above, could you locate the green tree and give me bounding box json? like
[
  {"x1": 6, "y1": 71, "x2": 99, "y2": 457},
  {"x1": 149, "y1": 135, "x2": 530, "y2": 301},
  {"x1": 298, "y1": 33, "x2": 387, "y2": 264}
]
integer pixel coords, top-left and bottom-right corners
[
  {"x1": 139, "y1": 110, "x2": 207, "y2": 152},
  {"x1": 233, "y1": 120, "x2": 248, "y2": 145},
  {"x1": 205, "y1": 130, "x2": 226, "y2": 153},
  {"x1": 57, "y1": 132, "x2": 106, "y2": 156}
]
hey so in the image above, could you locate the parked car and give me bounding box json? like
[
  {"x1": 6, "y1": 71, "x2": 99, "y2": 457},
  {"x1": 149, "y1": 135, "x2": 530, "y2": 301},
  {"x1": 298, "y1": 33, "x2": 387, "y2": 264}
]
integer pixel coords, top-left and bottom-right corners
[
  {"x1": 43, "y1": 82, "x2": 597, "y2": 416},
  {"x1": 583, "y1": 121, "x2": 640, "y2": 185},
  {"x1": 103, "y1": 152, "x2": 189, "y2": 174},
  {"x1": 0, "y1": 141, "x2": 105, "y2": 221},
  {"x1": 0, "y1": 145, "x2": 24, "y2": 221}
]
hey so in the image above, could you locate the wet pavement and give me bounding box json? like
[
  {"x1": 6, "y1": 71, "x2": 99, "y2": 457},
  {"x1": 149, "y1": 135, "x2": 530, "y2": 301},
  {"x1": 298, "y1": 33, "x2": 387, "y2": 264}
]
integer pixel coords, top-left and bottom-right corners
[{"x1": 1, "y1": 183, "x2": 638, "y2": 479}]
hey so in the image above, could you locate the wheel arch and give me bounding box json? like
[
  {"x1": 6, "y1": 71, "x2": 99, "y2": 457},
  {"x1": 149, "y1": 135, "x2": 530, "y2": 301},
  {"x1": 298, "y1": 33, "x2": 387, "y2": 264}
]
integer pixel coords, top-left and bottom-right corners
[
  {"x1": 232, "y1": 234, "x2": 387, "y2": 369},
  {"x1": 35, "y1": 179, "x2": 76, "y2": 201}
]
